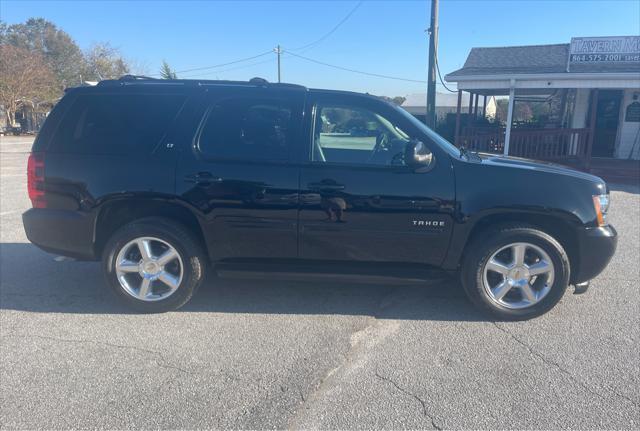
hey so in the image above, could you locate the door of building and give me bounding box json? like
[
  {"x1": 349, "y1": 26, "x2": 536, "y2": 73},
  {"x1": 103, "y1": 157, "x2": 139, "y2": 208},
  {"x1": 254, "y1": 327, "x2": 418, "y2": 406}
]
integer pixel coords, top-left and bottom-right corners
[{"x1": 592, "y1": 90, "x2": 623, "y2": 157}]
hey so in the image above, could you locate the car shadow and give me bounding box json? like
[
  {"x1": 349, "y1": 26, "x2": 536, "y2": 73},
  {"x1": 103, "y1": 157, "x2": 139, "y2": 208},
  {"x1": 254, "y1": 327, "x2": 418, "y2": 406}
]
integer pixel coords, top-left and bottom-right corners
[{"x1": 0, "y1": 243, "x2": 486, "y2": 322}]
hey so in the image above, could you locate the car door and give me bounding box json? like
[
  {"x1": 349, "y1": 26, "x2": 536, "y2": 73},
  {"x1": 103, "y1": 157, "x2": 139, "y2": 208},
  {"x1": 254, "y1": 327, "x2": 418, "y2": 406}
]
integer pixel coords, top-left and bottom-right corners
[
  {"x1": 176, "y1": 86, "x2": 305, "y2": 260},
  {"x1": 298, "y1": 92, "x2": 456, "y2": 265}
]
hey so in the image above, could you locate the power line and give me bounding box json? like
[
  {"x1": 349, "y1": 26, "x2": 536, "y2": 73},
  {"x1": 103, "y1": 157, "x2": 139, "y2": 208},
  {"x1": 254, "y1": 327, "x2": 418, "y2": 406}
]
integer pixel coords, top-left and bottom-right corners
[
  {"x1": 435, "y1": 56, "x2": 456, "y2": 93},
  {"x1": 285, "y1": 50, "x2": 427, "y2": 84},
  {"x1": 150, "y1": 51, "x2": 274, "y2": 77},
  {"x1": 175, "y1": 51, "x2": 273, "y2": 74},
  {"x1": 291, "y1": 1, "x2": 363, "y2": 52},
  {"x1": 183, "y1": 50, "x2": 452, "y2": 90},
  {"x1": 179, "y1": 57, "x2": 277, "y2": 79}
]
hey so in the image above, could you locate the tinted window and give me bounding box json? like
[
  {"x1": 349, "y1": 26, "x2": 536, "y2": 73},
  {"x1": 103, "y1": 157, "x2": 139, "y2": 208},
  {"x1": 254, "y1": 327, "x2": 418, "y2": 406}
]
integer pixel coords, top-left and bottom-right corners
[
  {"x1": 51, "y1": 94, "x2": 185, "y2": 155},
  {"x1": 312, "y1": 105, "x2": 412, "y2": 166},
  {"x1": 198, "y1": 98, "x2": 293, "y2": 161}
]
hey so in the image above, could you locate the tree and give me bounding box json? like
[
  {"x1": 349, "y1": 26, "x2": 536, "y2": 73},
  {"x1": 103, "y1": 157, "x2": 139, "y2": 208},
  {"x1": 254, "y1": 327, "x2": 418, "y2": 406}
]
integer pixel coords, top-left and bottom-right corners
[
  {"x1": 0, "y1": 18, "x2": 85, "y2": 89},
  {"x1": 496, "y1": 99, "x2": 538, "y2": 124},
  {"x1": 0, "y1": 44, "x2": 57, "y2": 126},
  {"x1": 159, "y1": 60, "x2": 177, "y2": 79},
  {"x1": 82, "y1": 43, "x2": 130, "y2": 81},
  {"x1": 1, "y1": 18, "x2": 138, "y2": 87}
]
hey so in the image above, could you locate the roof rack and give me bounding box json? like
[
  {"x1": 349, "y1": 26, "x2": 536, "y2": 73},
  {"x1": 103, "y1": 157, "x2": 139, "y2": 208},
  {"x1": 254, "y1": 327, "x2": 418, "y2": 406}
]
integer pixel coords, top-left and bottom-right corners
[{"x1": 95, "y1": 75, "x2": 306, "y2": 90}]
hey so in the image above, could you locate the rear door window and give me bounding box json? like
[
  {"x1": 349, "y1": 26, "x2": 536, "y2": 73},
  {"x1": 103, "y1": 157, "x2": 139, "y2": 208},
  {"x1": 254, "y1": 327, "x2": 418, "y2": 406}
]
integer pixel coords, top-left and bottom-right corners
[
  {"x1": 197, "y1": 97, "x2": 294, "y2": 162},
  {"x1": 51, "y1": 93, "x2": 186, "y2": 155}
]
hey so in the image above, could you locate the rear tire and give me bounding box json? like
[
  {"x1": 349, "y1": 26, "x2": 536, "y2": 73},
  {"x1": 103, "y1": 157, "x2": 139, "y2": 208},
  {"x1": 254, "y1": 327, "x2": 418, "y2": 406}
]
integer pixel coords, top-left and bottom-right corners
[
  {"x1": 461, "y1": 225, "x2": 570, "y2": 320},
  {"x1": 102, "y1": 217, "x2": 206, "y2": 313}
]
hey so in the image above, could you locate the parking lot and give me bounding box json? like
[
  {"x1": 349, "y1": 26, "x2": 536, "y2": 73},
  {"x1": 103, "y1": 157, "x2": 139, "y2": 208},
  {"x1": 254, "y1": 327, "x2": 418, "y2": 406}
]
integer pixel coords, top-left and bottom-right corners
[{"x1": 1, "y1": 135, "x2": 638, "y2": 429}]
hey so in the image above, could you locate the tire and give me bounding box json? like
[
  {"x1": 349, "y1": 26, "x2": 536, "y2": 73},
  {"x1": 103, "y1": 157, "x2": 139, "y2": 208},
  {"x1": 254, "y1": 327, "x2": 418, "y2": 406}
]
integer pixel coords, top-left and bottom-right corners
[
  {"x1": 102, "y1": 217, "x2": 206, "y2": 313},
  {"x1": 461, "y1": 225, "x2": 570, "y2": 320}
]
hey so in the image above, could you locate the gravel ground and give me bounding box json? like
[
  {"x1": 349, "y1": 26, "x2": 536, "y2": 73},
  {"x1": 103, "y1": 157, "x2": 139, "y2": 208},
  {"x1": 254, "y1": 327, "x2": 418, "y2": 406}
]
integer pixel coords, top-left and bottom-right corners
[{"x1": 1, "y1": 135, "x2": 638, "y2": 429}]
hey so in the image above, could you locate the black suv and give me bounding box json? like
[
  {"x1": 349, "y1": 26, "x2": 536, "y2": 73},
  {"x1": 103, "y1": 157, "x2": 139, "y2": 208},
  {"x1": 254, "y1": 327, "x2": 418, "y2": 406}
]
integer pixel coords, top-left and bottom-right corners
[{"x1": 23, "y1": 76, "x2": 617, "y2": 319}]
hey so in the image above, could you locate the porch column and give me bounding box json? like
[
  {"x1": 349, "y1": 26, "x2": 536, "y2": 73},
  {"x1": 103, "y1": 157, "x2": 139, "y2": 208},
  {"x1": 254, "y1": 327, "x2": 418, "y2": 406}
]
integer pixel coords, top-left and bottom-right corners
[
  {"x1": 454, "y1": 90, "x2": 462, "y2": 146},
  {"x1": 467, "y1": 91, "x2": 474, "y2": 129},
  {"x1": 503, "y1": 82, "x2": 516, "y2": 155},
  {"x1": 473, "y1": 93, "x2": 479, "y2": 118},
  {"x1": 482, "y1": 95, "x2": 487, "y2": 118},
  {"x1": 585, "y1": 89, "x2": 599, "y2": 170}
]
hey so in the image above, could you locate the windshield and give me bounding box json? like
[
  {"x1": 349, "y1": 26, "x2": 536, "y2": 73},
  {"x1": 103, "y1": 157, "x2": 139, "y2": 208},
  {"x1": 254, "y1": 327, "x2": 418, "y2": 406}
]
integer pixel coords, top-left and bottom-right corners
[{"x1": 391, "y1": 104, "x2": 461, "y2": 157}]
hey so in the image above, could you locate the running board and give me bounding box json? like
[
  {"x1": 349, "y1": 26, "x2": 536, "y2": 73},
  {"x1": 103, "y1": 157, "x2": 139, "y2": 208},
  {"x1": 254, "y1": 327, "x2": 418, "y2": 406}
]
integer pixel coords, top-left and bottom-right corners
[{"x1": 214, "y1": 261, "x2": 449, "y2": 286}]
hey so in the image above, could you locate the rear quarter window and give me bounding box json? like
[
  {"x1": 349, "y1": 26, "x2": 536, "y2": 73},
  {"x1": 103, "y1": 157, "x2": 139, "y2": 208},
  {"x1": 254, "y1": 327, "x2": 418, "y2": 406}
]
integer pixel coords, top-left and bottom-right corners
[{"x1": 49, "y1": 93, "x2": 186, "y2": 155}]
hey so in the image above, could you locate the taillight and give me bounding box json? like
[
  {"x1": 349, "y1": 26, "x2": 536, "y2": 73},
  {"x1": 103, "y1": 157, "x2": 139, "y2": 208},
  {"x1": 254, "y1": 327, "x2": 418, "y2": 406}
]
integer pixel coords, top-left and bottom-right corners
[{"x1": 27, "y1": 153, "x2": 46, "y2": 208}]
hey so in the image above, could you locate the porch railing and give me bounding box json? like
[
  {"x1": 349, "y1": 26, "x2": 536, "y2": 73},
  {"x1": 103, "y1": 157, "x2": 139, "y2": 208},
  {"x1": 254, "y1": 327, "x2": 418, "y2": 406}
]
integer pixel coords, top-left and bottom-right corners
[
  {"x1": 457, "y1": 127, "x2": 505, "y2": 154},
  {"x1": 457, "y1": 127, "x2": 591, "y2": 164}
]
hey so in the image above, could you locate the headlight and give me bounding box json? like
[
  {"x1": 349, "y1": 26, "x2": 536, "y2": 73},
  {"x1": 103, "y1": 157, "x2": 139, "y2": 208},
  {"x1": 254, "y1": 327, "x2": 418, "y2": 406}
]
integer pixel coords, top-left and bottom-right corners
[{"x1": 592, "y1": 194, "x2": 610, "y2": 226}]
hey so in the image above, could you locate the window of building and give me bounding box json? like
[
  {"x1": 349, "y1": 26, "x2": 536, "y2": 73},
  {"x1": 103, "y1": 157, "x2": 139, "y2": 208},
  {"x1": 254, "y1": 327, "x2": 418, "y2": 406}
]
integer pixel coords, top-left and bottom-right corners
[
  {"x1": 198, "y1": 98, "x2": 293, "y2": 161},
  {"x1": 52, "y1": 94, "x2": 186, "y2": 155},
  {"x1": 312, "y1": 105, "x2": 411, "y2": 166}
]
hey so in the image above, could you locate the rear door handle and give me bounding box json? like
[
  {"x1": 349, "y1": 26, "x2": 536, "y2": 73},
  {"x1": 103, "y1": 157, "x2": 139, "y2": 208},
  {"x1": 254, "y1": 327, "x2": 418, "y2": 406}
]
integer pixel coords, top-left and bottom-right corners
[
  {"x1": 184, "y1": 172, "x2": 223, "y2": 185},
  {"x1": 308, "y1": 182, "x2": 345, "y2": 191}
]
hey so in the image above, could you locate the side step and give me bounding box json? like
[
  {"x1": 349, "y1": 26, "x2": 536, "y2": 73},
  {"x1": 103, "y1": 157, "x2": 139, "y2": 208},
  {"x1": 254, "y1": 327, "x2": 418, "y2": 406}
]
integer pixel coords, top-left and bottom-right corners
[{"x1": 214, "y1": 261, "x2": 450, "y2": 286}]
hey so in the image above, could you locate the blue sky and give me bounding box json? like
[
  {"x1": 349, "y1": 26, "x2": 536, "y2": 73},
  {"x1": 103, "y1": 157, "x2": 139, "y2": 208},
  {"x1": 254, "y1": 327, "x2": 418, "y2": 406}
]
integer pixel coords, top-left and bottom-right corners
[{"x1": 2, "y1": 0, "x2": 639, "y2": 96}]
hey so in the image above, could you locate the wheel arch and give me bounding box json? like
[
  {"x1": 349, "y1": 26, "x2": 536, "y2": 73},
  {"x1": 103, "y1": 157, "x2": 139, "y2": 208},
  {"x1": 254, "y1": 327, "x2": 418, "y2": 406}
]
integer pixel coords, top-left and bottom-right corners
[
  {"x1": 93, "y1": 197, "x2": 208, "y2": 260},
  {"x1": 448, "y1": 210, "x2": 581, "y2": 283}
]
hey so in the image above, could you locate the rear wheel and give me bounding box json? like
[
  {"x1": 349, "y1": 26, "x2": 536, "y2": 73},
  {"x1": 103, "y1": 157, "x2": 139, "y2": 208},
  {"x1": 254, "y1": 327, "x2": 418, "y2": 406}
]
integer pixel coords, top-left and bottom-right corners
[
  {"x1": 103, "y1": 217, "x2": 206, "y2": 312},
  {"x1": 461, "y1": 225, "x2": 570, "y2": 320}
]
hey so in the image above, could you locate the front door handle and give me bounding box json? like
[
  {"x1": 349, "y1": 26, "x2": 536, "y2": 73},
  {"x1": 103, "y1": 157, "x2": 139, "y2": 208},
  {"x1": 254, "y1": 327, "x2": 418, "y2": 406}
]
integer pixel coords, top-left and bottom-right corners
[
  {"x1": 308, "y1": 182, "x2": 345, "y2": 191},
  {"x1": 184, "y1": 172, "x2": 223, "y2": 185}
]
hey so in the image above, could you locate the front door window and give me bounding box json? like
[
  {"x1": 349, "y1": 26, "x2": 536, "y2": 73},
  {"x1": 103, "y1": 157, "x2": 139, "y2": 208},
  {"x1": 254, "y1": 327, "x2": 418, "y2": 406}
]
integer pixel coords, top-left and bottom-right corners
[{"x1": 312, "y1": 105, "x2": 412, "y2": 166}]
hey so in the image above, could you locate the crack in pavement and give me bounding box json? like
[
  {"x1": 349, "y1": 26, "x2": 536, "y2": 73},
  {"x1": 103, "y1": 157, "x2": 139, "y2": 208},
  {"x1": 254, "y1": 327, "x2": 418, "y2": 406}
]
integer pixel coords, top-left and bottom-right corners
[
  {"x1": 287, "y1": 288, "x2": 404, "y2": 429},
  {"x1": 492, "y1": 322, "x2": 639, "y2": 409},
  {"x1": 6, "y1": 333, "x2": 193, "y2": 375},
  {"x1": 375, "y1": 371, "x2": 442, "y2": 430}
]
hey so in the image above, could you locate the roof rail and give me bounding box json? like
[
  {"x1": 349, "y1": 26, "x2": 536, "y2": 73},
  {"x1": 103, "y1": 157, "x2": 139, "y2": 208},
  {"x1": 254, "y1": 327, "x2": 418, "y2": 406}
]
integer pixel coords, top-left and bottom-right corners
[
  {"x1": 94, "y1": 75, "x2": 306, "y2": 91},
  {"x1": 119, "y1": 74, "x2": 158, "y2": 81}
]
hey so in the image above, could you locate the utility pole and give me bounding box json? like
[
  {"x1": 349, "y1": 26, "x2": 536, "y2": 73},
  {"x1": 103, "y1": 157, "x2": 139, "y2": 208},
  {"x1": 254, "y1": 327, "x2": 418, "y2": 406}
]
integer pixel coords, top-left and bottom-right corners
[
  {"x1": 426, "y1": 0, "x2": 439, "y2": 128},
  {"x1": 274, "y1": 45, "x2": 282, "y2": 83}
]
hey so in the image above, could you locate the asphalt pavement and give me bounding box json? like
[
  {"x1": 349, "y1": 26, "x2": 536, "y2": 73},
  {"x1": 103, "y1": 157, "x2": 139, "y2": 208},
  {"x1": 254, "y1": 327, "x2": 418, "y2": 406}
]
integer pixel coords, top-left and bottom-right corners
[{"x1": 1, "y1": 135, "x2": 638, "y2": 429}]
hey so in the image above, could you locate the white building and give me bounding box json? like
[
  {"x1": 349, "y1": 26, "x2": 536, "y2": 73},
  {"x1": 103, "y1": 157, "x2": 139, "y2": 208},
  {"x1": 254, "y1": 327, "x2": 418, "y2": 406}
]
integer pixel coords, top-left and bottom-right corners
[
  {"x1": 445, "y1": 36, "x2": 640, "y2": 173},
  {"x1": 401, "y1": 92, "x2": 496, "y2": 123}
]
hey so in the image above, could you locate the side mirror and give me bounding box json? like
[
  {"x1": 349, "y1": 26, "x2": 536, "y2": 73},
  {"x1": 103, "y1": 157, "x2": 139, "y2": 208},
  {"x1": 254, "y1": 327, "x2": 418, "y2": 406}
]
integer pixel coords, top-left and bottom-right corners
[{"x1": 404, "y1": 140, "x2": 434, "y2": 171}]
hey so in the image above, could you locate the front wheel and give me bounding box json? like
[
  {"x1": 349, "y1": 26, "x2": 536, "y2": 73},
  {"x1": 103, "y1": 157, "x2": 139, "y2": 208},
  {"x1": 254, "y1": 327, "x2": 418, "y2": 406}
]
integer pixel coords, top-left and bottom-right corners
[
  {"x1": 103, "y1": 217, "x2": 206, "y2": 313},
  {"x1": 461, "y1": 225, "x2": 570, "y2": 320}
]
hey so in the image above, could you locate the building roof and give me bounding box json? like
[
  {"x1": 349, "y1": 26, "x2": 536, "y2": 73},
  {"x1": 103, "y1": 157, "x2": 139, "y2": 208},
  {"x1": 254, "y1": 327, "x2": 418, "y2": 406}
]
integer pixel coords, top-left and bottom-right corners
[{"x1": 446, "y1": 42, "x2": 640, "y2": 80}]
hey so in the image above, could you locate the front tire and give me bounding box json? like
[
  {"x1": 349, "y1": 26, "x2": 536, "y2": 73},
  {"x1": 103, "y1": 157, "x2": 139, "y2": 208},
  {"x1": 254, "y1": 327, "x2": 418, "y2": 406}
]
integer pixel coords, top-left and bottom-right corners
[
  {"x1": 461, "y1": 225, "x2": 570, "y2": 320},
  {"x1": 102, "y1": 217, "x2": 206, "y2": 313}
]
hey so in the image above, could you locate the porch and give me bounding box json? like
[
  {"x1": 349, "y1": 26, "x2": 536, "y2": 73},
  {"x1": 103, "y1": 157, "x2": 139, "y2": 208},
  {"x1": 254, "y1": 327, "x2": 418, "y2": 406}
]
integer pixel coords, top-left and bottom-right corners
[
  {"x1": 444, "y1": 39, "x2": 640, "y2": 183},
  {"x1": 450, "y1": 87, "x2": 640, "y2": 183},
  {"x1": 453, "y1": 88, "x2": 599, "y2": 169}
]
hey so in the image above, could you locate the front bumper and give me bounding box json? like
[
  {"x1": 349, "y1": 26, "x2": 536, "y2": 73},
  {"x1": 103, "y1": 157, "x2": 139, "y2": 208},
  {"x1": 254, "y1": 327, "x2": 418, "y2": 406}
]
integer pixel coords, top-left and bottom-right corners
[
  {"x1": 571, "y1": 224, "x2": 617, "y2": 284},
  {"x1": 22, "y1": 208, "x2": 97, "y2": 260}
]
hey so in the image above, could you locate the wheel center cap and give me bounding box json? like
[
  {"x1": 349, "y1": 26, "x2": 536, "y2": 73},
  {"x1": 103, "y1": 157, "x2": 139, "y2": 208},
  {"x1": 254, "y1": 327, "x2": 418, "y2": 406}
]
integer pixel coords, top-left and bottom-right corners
[
  {"x1": 508, "y1": 266, "x2": 530, "y2": 283},
  {"x1": 140, "y1": 260, "x2": 160, "y2": 276}
]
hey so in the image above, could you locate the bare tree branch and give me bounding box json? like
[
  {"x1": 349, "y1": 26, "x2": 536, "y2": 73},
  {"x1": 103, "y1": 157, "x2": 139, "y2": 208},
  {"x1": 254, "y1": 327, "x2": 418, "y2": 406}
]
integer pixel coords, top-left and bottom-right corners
[{"x1": 0, "y1": 44, "x2": 57, "y2": 126}]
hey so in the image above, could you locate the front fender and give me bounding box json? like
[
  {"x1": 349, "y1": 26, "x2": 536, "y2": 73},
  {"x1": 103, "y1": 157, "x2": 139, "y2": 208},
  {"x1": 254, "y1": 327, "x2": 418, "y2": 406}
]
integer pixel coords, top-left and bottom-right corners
[{"x1": 442, "y1": 158, "x2": 602, "y2": 270}]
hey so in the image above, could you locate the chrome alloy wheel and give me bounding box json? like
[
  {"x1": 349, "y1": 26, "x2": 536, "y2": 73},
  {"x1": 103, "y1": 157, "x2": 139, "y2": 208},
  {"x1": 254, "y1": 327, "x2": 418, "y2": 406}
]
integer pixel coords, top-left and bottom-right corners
[
  {"x1": 482, "y1": 242, "x2": 555, "y2": 309},
  {"x1": 115, "y1": 237, "x2": 184, "y2": 302}
]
